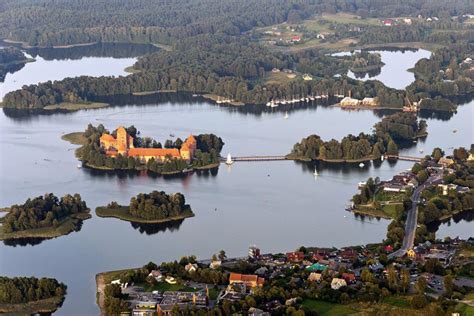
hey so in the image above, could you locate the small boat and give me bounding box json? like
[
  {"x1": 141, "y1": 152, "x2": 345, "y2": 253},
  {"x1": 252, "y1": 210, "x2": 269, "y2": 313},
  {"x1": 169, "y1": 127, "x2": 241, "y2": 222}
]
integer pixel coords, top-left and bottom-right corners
[
  {"x1": 192, "y1": 94, "x2": 198, "y2": 97},
  {"x1": 226, "y1": 153, "x2": 233, "y2": 165},
  {"x1": 266, "y1": 101, "x2": 272, "y2": 107},
  {"x1": 284, "y1": 112, "x2": 289, "y2": 119},
  {"x1": 313, "y1": 169, "x2": 319, "y2": 177},
  {"x1": 169, "y1": 133, "x2": 175, "y2": 137},
  {"x1": 359, "y1": 162, "x2": 365, "y2": 168},
  {"x1": 419, "y1": 149, "x2": 424, "y2": 154},
  {"x1": 452, "y1": 129, "x2": 458, "y2": 133},
  {"x1": 381, "y1": 155, "x2": 384, "y2": 161},
  {"x1": 77, "y1": 164, "x2": 82, "y2": 169}
]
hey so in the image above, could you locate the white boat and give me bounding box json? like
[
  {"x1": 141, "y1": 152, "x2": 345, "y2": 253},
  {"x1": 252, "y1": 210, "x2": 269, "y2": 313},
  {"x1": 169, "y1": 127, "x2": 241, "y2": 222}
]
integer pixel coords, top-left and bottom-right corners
[
  {"x1": 381, "y1": 155, "x2": 384, "y2": 161},
  {"x1": 315, "y1": 95, "x2": 321, "y2": 99},
  {"x1": 226, "y1": 153, "x2": 233, "y2": 165},
  {"x1": 313, "y1": 169, "x2": 319, "y2": 176},
  {"x1": 192, "y1": 94, "x2": 199, "y2": 97},
  {"x1": 359, "y1": 162, "x2": 365, "y2": 168},
  {"x1": 266, "y1": 101, "x2": 272, "y2": 107},
  {"x1": 77, "y1": 164, "x2": 82, "y2": 169},
  {"x1": 281, "y1": 100, "x2": 287, "y2": 105},
  {"x1": 305, "y1": 98, "x2": 309, "y2": 102},
  {"x1": 309, "y1": 96, "x2": 315, "y2": 101},
  {"x1": 284, "y1": 112, "x2": 289, "y2": 119},
  {"x1": 419, "y1": 149, "x2": 424, "y2": 154}
]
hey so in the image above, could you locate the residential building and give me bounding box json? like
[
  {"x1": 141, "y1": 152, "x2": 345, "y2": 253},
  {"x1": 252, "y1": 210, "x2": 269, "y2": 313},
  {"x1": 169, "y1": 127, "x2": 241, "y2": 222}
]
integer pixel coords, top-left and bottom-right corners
[
  {"x1": 249, "y1": 246, "x2": 261, "y2": 259},
  {"x1": 229, "y1": 273, "x2": 265, "y2": 289},
  {"x1": 340, "y1": 97, "x2": 361, "y2": 107},
  {"x1": 286, "y1": 252, "x2": 305, "y2": 262},
  {"x1": 185, "y1": 263, "x2": 198, "y2": 273},
  {"x1": 308, "y1": 272, "x2": 322, "y2": 282},
  {"x1": 331, "y1": 278, "x2": 347, "y2": 290}
]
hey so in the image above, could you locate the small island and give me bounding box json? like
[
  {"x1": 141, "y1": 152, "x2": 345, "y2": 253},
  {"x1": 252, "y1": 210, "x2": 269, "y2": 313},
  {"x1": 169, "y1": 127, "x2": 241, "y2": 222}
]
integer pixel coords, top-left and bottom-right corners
[
  {"x1": 0, "y1": 193, "x2": 91, "y2": 241},
  {"x1": 0, "y1": 276, "x2": 67, "y2": 314},
  {"x1": 63, "y1": 124, "x2": 224, "y2": 174},
  {"x1": 288, "y1": 112, "x2": 427, "y2": 163},
  {"x1": 96, "y1": 190, "x2": 194, "y2": 223}
]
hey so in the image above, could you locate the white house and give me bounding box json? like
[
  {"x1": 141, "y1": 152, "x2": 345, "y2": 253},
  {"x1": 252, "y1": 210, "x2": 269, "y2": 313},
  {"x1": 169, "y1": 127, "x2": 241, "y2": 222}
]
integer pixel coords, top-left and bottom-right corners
[{"x1": 331, "y1": 278, "x2": 347, "y2": 290}]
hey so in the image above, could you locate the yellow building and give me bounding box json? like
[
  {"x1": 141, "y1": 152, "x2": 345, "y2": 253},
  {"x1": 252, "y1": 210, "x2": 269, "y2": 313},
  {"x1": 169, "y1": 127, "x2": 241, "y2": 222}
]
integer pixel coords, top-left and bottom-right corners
[{"x1": 407, "y1": 248, "x2": 416, "y2": 258}]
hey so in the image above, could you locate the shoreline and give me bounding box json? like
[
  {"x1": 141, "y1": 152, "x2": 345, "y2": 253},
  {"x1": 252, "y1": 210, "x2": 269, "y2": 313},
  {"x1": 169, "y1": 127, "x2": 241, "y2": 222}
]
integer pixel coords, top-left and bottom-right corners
[
  {"x1": 95, "y1": 206, "x2": 194, "y2": 224},
  {"x1": 0, "y1": 211, "x2": 91, "y2": 240},
  {"x1": 2, "y1": 38, "x2": 97, "y2": 49},
  {"x1": 0, "y1": 296, "x2": 64, "y2": 314}
]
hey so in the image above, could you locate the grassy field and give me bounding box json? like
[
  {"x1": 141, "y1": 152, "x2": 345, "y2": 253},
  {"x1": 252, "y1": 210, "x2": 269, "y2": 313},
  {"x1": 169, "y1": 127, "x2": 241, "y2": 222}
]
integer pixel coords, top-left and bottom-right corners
[
  {"x1": 0, "y1": 211, "x2": 91, "y2": 240},
  {"x1": 61, "y1": 132, "x2": 87, "y2": 146},
  {"x1": 96, "y1": 206, "x2": 194, "y2": 224},
  {"x1": 0, "y1": 296, "x2": 64, "y2": 314},
  {"x1": 44, "y1": 102, "x2": 109, "y2": 111},
  {"x1": 302, "y1": 299, "x2": 356, "y2": 315},
  {"x1": 382, "y1": 296, "x2": 410, "y2": 308}
]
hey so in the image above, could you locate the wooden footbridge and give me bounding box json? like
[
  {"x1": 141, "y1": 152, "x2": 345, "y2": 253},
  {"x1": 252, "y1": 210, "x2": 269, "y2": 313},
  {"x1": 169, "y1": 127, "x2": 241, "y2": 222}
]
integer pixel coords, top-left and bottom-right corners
[{"x1": 221, "y1": 154, "x2": 422, "y2": 163}]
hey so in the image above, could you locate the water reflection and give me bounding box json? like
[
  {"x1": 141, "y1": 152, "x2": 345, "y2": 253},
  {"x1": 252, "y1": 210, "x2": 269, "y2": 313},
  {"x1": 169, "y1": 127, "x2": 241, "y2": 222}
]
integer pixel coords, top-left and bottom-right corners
[
  {"x1": 25, "y1": 42, "x2": 159, "y2": 60},
  {"x1": 130, "y1": 219, "x2": 185, "y2": 235},
  {"x1": 2, "y1": 220, "x2": 86, "y2": 247},
  {"x1": 428, "y1": 209, "x2": 474, "y2": 234}
]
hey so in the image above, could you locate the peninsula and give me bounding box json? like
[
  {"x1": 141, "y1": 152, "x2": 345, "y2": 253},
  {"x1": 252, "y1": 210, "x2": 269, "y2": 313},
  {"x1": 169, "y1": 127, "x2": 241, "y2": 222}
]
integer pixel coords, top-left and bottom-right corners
[
  {"x1": 0, "y1": 193, "x2": 91, "y2": 241},
  {"x1": 0, "y1": 276, "x2": 67, "y2": 315},
  {"x1": 288, "y1": 112, "x2": 427, "y2": 163},
  {"x1": 0, "y1": 47, "x2": 34, "y2": 82},
  {"x1": 96, "y1": 190, "x2": 194, "y2": 224},
  {"x1": 63, "y1": 124, "x2": 224, "y2": 174}
]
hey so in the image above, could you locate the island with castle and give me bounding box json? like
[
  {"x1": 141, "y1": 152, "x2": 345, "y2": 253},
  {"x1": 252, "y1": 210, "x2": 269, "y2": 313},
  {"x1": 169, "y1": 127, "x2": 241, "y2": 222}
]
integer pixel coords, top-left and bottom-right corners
[{"x1": 62, "y1": 124, "x2": 224, "y2": 174}]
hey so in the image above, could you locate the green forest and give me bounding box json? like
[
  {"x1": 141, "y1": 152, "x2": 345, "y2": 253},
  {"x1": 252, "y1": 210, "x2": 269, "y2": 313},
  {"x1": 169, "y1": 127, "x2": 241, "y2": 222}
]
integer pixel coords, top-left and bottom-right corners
[
  {"x1": 0, "y1": 276, "x2": 66, "y2": 304},
  {"x1": 1, "y1": 0, "x2": 472, "y2": 111},
  {"x1": 289, "y1": 113, "x2": 426, "y2": 162},
  {"x1": 102, "y1": 190, "x2": 194, "y2": 221},
  {"x1": 1, "y1": 193, "x2": 89, "y2": 233}
]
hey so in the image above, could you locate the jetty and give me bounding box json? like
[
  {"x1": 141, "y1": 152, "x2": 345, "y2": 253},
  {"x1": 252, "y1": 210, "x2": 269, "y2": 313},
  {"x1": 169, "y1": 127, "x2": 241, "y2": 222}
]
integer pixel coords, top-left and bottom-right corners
[{"x1": 221, "y1": 154, "x2": 422, "y2": 164}]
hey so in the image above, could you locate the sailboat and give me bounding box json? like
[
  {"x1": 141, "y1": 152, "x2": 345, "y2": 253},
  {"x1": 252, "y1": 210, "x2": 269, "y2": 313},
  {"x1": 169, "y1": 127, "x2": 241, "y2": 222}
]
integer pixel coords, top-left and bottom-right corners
[
  {"x1": 284, "y1": 112, "x2": 289, "y2": 119},
  {"x1": 226, "y1": 153, "x2": 233, "y2": 165}
]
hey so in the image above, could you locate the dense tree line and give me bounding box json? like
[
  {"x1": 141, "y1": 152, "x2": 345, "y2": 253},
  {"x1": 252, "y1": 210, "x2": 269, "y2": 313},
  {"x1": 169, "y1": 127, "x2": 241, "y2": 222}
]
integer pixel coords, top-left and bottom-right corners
[
  {"x1": 289, "y1": 112, "x2": 426, "y2": 161},
  {"x1": 103, "y1": 284, "x2": 130, "y2": 315},
  {"x1": 0, "y1": 276, "x2": 66, "y2": 304},
  {"x1": 373, "y1": 112, "x2": 427, "y2": 142},
  {"x1": 407, "y1": 43, "x2": 473, "y2": 104},
  {"x1": 1, "y1": 0, "x2": 472, "y2": 47},
  {"x1": 114, "y1": 190, "x2": 194, "y2": 221},
  {"x1": 1, "y1": 193, "x2": 89, "y2": 233}
]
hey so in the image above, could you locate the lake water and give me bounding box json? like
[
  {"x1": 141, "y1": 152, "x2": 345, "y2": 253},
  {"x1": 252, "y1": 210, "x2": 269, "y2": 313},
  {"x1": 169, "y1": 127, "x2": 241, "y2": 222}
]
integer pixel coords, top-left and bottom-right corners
[
  {"x1": 0, "y1": 42, "x2": 159, "y2": 100},
  {"x1": 0, "y1": 47, "x2": 472, "y2": 315},
  {"x1": 347, "y1": 49, "x2": 432, "y2": 89}
]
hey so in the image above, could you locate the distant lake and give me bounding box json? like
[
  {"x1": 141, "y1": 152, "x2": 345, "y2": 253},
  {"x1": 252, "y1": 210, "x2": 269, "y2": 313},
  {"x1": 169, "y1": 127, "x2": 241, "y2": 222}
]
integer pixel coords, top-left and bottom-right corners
[
  {"x1": 0, "y1": 43, "x2": 159, "y2": 100},
  {"x1": 347, "y1": 49, "x2": 432, "y2": 89}
]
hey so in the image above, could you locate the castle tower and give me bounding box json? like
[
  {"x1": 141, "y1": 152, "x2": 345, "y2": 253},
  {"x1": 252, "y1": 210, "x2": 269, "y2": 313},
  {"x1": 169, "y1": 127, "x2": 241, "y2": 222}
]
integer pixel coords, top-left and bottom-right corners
[{"x1": 116, "y1": 126, "x2": 128, "y2": 154}]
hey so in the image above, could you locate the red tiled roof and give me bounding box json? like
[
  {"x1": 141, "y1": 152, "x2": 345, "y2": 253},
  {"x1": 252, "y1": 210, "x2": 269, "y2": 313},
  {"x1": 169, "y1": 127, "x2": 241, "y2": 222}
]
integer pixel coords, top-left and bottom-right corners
[
  {"x1": 128, "y1": 148, "x2": 180, "y2": 158},
  {"x1": 100, "y1": 134, "x2": 116, "y2": 142}
]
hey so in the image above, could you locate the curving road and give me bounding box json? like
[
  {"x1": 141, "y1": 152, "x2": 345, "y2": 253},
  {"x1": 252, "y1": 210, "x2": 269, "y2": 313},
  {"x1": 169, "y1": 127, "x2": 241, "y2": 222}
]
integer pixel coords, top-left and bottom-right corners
[{"x1": 389, "y1": 170, "x2": 443, "y2": 259}]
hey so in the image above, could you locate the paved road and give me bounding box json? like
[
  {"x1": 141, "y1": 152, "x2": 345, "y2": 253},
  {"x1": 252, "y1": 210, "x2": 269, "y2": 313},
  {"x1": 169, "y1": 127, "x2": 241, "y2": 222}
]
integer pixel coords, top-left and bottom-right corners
[{"x1": 389, "y1": 171, "x2": 443, "y2": 259}]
